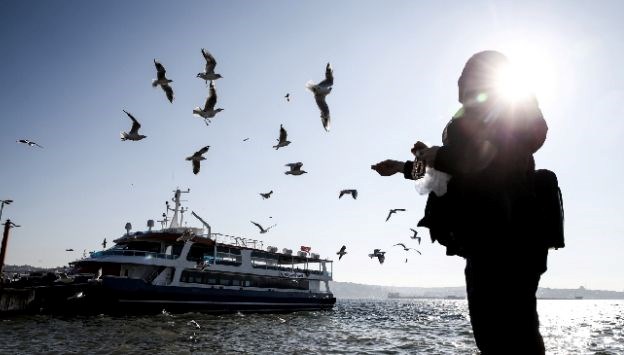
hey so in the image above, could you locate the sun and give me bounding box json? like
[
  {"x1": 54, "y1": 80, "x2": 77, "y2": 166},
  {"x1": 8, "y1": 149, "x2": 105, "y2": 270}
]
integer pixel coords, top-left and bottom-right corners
[{"x1": 493, "y1": 44, "x2": 558, "y2": 106}]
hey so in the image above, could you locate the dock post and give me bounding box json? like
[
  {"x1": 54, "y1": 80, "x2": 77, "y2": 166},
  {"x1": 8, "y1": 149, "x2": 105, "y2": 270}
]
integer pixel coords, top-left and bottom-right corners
[{"x1": 0, "y1": 219, "x2": 16, "y2": 275}]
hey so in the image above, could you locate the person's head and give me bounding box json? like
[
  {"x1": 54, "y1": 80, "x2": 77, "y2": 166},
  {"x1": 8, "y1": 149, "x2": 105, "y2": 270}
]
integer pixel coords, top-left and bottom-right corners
[{"x1": 458, "y1": 50, "x2": 510, "y2": 105}]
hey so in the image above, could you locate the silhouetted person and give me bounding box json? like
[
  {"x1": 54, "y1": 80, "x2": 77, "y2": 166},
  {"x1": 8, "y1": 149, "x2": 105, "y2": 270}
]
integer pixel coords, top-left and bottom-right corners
[{"x1": 373, "y1": 51, "x2": 549, "y2": 354}]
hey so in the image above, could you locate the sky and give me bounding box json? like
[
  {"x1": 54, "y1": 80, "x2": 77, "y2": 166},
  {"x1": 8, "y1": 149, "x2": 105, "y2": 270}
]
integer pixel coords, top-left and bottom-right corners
[{"x1": 1, "y1": 0, "x2": 623, "y2": 291}]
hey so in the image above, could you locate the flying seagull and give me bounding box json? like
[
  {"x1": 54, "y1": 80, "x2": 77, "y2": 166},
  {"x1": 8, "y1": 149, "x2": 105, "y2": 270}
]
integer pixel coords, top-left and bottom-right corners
[
  {"x1": 243, "y1": 138, "x2": 250, "y2": 142},
  {"x1": 250, "y1": 221, "x2": 276, "y2": 234},
  {"x1": 102, "y1": 238, "x2": 107, "y2": 249},
  {"x1": 368, "y1": 249, "x2": 386, "y2": 264},
  {"x1": 273, "y1": 124, "x2": 291, "y2": 150},
  {"x1": 152, "y1": 59, "x2": 174, "y2": 103},
  {"x1": 336, "y1": 245, "x2": 347, "y2": 260},
  {"x1": 65, "y1": 248, "x2": 74, "y2": 252},
  {"x1": 285, "y1": 162, "x2": 307, "y2": 175},
  {"x1": 393, "y1": 243, "x2": 422, "y2": 254},
  {"x1": 410, "y1": 228, "x2": 421, "y2": 244},
  {"x1": 120, "y1": 110, "x2": 147, "y2": 141},
  {"x1": 306, "y1": 62, "x2": 333, "y2": 131},
  {"x1": 260, "y1": 190, "x2": 273, "y2": 199},
  {"x1": 16, "y1": 139, "x2": 43, "y2": 148},
  {"x1": 284, "y1": 93, "x2": 290, "y2": 102},
  {"x1": 385, "y1": 208, "x2": 407, "y2": 222},
  {"x1": 339, "y1": 189, "x2": 358, "y2": 200},
  {"x1": 197, "y1": 48, "x2": 222, "y2": 84},
  {"x1": 193, "y1": 81, "x2": 224, "y2": 125},
  {"x1": 188, "y1": 320, "x2": 201, "y2": 329},
  {"x1": 186, "y1": 146, "x2": 210, "y2": 175}
]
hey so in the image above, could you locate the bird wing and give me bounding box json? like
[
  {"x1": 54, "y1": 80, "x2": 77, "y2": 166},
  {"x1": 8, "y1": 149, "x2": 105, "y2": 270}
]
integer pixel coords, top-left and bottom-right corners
[
  {"x1": 318, "y1": 62, "x2": 333, "y2": 87},
  {"x1": 278, "y1": 124, "x2": 287, "y2": 142},
  {"x1": 411, "y1": 249, "x2": 422, "y2": 255},
  {"x1": 265, "y1": 224, "x2": 277, "y2": 231},
  {"x1": 250, "y1": 221, "x2": 264, "y2": 231},
  {"x1": 205, "y1": 81, "x2": 217, "y2": 110},
  {"x1": 192, "y1": 160, "x2": 200, "y2": 174},
  {"x1": 196, "y1": 146, "x2": 210, "y2": 155},
  {"x1": 162, "y1": 84, "x2": 174, "y2": 103},
  {"x1": 314, "y1": 95, "x2": 331, "y2": 130},
  {"x1": 385, "y1": 210, "x2": 393, "y2": 222},
  {"x1": 393, "y1": 243, "x2": 407, "y2": 249},
  {"x1": 378, "y1": 254, "x2": 385, "y2": 264},
  {"x1": 352, "y1": 190, "x2": 358, "y2": 199},
  {"x1": 338, "y1": 190, "x2": 346, "y2": 199},
  {"x1": 395, "y1": 208, "x2": 406, "y2": 212},
  {"x1": 123, "y1": 110, "x2": 141, "y2": 133},
  {"x1": 154, "y1": 59, "x2": 166, "y2": 80},
  {"x1": 340, "y1": 245, "x2": 346, "y2": 253},
  {"x1": 410, "y1": 228, "x2": 417, "y2": 234},
  {"x1": 202, "y1": 48, "x2": 217, "y2": 73}
]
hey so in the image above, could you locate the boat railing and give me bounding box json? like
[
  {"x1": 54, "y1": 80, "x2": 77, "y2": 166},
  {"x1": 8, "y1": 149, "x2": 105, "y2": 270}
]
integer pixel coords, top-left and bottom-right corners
[{"x1": 90, "y1": 250, "x2": 179, "y2": 260}]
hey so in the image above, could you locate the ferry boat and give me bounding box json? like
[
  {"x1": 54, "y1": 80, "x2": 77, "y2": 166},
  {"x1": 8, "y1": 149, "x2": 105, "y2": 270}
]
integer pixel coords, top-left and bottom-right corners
[{"x1": 67, "y1": 189, "x2": 336, "y2": 313}]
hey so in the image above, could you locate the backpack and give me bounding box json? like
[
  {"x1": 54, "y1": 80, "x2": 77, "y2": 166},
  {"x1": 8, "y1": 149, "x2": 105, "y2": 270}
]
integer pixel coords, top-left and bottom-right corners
[{"x1": 534, "y1": 169, "x2": 565, "y2": 249}]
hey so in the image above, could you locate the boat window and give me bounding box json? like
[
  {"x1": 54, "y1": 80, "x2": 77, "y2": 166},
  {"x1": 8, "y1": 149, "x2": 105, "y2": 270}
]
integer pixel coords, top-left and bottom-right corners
[
  {"x1": 187, "y1": 244, "x2": 212, "y2": 262},
  {"x1": 232, "y1": 279, "x2": 240, "y2": 286}
]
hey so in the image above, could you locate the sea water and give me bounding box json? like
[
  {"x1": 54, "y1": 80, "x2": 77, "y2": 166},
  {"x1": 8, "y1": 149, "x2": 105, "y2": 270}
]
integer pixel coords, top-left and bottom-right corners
[{"x1": 0, "y1": 299, "x2": 622, "y2": 354}]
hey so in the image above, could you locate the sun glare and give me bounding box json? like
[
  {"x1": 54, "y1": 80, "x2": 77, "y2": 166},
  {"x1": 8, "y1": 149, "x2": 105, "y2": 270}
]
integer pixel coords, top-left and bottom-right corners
[{"x1": 494, "y1": 45, "x2": 558, "y2": 106}]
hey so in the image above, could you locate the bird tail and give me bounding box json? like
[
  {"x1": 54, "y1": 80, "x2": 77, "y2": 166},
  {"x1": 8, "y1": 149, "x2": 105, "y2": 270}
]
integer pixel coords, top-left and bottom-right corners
[
  {"x1": 120, "y1": 132, "x2": 128, "y2": 141},
  {"x1": 192, "y1": 108, "x2": 202, "y2": 116},
  {"x1": 305, "y1": 80, "x2": 317, "y2": 91},
  {"x1": 152, "y1": 79, "x2": 158, "y2": 87}
]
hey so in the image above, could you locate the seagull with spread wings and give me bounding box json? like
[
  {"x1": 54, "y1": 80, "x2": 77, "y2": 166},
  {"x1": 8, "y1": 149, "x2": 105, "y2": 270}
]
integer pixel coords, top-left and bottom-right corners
[
  {"x1": 285, "y1": 162, "x2": 307, "y2": 175},
  {"x1": 273, "y1": 124, "x2": 291, "y2": 150},
  {"x1": 339, "y1": 189, "x2": 358, "y2": 200},
  {"x1": 385, "y1": 208, "x2": 406, "y2": 222},
  {"x1": 193, "y1": 81, "x2": 224, "y2": 125},
  {"x1": 410, "y1": 228, "x2": 422, "y2": 244},
  {"x1": 250, "y1": 221, "x2": 276, "y2": 234},
  {"x1": 368, "y1": 249, "x2": 386, "y2": 264},
  {"x1": 336, "y1": 245, "x2": 347, "y2": 260},
  {"x1": 152, "y1": 59, "x2": 174, "y2": 103},
  {"x1": 306, "y1": 62, "x2": 333, "y2": 131},
  {"x1": 197, "y1": 48, "x2": 222, "y2": 84},
  {"x1": 16, "y1": 139, "x2": 43, "y2": 148},
  {"x1": 120, "y1": 110, "x2": 146, "y2": 141},
  {"x1": 186, "y1": 146, "x2": 210, "y2": 175},
  {"x1": 393, "y1": 243, "x2": 422, "y2": 254},
  {"x1": 260, "y1": 190, "x2": 273, "y2": 199}
]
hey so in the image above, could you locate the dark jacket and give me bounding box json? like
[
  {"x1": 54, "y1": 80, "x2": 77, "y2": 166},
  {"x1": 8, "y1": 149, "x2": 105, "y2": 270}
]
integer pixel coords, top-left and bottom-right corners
[{"x1": 417, "y1": 97, "x2": 548, "y2": 258}]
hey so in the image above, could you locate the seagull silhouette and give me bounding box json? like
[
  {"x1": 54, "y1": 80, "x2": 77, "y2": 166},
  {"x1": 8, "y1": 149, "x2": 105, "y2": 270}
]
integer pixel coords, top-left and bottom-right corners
[
  {"x1": 306, "y1": 62, "x2": 333, "y2": 131},
  {"x1": 385, "y1": 208, "x2": 406, "y2": 222},
  {"x1": 193, "y1": 81, "x2": 224, "y2": 125},
  {"x1": 197, "y1": 48, "x2": 222, "y2": 84},
  {"x1": 251, "y1": 221, "x2": 276, "y2": 234},
  {"x1": 410, "y1": 228, "x2": 422, "y2": 244},
  {"x1": 273, "y1": 124, "x2": 291, "y2": 150},
  {"x1": 260, "y1": 190, "x2": 273, "y2": 199},
  {"x1": 368, "y1": 249, "x2": 386, "y2": 264},
  {"x1": 284, "y1": 93, "x2": 290, "y2": 102},
  {"x1": 152, "y1": 59, "x2": 174, "y2": 103},
  {"x1": 339, "y1": 189, "x2": 358, "y2": 200},
  {"x1": 102, "y1": 238, "x2": 107, "y2": 249},
  {"x1": 16, "y1": 139, "x2": 43, "y2": 148},
  {"x1": 393, "y1": 243, "x2": 422, "y2": 254},
  {"x1": 120, "y1": 110, "x2": 147, "y2": 141},
  {"x1": 285, "y1": 162, "x2": 307, "y2": 175},
  {"x1": 336, "y1": 245, "x2": 347, "y2": 260},
  {"x1": 186, "y1": 146, "x2": 210, "y2": 175}
]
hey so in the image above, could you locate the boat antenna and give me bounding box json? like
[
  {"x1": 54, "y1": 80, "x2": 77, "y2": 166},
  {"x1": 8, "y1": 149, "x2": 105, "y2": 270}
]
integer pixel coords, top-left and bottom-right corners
[{"x1": 169, "y1": 188, "x2": 190, "y2": 229}]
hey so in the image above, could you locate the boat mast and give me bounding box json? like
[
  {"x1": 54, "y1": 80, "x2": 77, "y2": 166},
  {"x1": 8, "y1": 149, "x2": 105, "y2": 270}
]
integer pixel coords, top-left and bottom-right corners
[{"x1": 168, "y1": 188, "x2": 190, "y2": 229}]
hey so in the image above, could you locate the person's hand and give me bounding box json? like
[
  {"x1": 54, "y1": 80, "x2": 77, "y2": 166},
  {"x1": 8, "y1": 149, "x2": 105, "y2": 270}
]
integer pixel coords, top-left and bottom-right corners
[
  {"x1": 411, "y1": 141, "x2": 428, "y2": 157},
  {"x1": 420, "y1": 146, "x2": 440, "y2": 166},
  {"x1": 371, "y1": 160, "x2": 404, "y2": 176}
]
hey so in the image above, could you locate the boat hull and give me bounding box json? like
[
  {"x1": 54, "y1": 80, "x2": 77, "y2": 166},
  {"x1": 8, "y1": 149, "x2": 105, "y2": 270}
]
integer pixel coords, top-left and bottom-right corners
[{"x1": 70, "y1": 277, "x2": 336, "y2": 314}]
